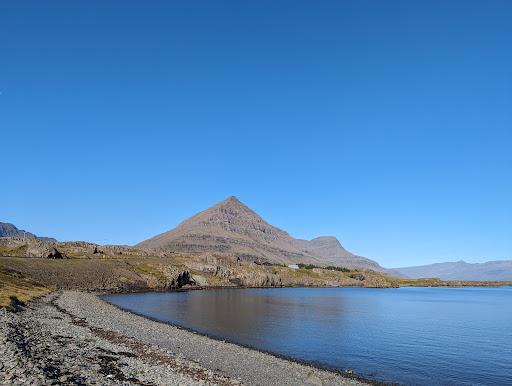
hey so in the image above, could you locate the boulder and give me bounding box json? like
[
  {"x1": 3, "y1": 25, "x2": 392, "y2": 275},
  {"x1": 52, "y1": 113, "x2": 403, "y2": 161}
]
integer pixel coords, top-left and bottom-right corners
[
  {"x1": 93, "y1": 246, "x2": 104, "y2": 254},
  {"x1": 169, "y1": 271, "x2": 196, "y2": 289},
  {"x1": 47, "y1": 248, "x2": 67, "y2": 259}
]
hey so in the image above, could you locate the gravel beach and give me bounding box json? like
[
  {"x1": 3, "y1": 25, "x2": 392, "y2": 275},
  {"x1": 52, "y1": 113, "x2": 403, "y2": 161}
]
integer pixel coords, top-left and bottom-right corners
[{"x1": 0, "y1": 291, "x2": 369, "y2": 386}]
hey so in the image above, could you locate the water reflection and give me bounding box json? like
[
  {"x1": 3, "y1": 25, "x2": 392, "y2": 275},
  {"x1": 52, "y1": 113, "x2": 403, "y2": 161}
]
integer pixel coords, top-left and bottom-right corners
[
  {"x1": 103, "y1": 287, "x2": 512, "y2": 386},
  {"x1": 114, "y1": 289, "x2": 347, "y2": 346}
]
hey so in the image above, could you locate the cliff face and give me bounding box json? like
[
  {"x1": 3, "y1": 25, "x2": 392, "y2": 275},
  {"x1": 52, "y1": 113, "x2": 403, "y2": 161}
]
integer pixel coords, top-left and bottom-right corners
[{"x1": 137, "y1": 196, "x2": 385, "y2": 271}]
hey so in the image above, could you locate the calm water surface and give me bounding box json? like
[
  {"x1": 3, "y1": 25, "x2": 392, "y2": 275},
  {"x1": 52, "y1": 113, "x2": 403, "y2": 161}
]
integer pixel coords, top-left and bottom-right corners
[{"x1": 103, "y1": 287, "x2": 512, "y2": 386}]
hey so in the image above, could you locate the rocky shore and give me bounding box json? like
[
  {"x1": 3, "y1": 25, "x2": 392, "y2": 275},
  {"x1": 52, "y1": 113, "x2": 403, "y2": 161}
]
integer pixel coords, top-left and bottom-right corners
[{"x1": 0, "y1": 291, "x2": 369, "y2": 386}]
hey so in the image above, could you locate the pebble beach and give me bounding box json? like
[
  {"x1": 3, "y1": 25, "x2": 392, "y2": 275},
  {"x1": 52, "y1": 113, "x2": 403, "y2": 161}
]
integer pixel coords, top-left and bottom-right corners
[{"x1": 0, "y1": 291, "x2": 369, "y2": 386}]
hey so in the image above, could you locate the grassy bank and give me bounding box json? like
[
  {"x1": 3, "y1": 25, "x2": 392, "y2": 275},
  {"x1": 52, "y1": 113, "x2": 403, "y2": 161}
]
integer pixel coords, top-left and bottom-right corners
[{"x1": 0, "y1": 268, "x2": 53, "y2": 308}]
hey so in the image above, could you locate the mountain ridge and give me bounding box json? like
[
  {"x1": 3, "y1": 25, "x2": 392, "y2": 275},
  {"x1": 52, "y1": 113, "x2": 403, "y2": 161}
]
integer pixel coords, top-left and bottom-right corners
[
  {"x1": 389, "y1": 260, "x2": 512, "y2": 281},
  {"x1": 137, "y1": 196, "x2": 385, "y2": 271},
  {"x1": 0, "y1": 222, "x2": 57, "y2": 242}
]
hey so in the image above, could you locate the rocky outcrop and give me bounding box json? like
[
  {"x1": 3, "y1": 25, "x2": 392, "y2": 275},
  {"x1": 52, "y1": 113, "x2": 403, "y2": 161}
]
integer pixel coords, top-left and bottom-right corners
[
  {"x1": 214, "y1": 265, "x2": 232, "y2": 279},
  {"x1": 260, "y1": 274, "x2": 282, "y2": 287},
  {"x1": 191, "y1": 274, "x2": 208, "y2": 287},
  {"x1": 92, "y1": 246, "x2": 104, "y2": 254},
  {"x1": 168, "y1": 271, "x2": 195, "y2": 289},
  {"x1": 0, "y1": 237, "x2": 149, "y2": 259},
  {"x1": 213, "y1": 265, "x2": 282, "y2": 287},
  {"x1": 0, "y1": 238, "x2": 54, "y2": 258},
  {"x1": 47, "y1": 248, "x2": 67, "y2": 259},
  {"x1": 349, "y1": 273, "x2": 366, "y2": 281},
  {"x1": 229, "y1": 273, "x2": 282, "y2": 288}
]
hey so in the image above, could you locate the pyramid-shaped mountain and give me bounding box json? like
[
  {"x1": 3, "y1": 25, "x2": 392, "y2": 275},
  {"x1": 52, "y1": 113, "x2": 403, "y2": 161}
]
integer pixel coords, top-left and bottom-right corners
[{"x1": 137, "y1": 196, "x2": 384, "y2": 271}]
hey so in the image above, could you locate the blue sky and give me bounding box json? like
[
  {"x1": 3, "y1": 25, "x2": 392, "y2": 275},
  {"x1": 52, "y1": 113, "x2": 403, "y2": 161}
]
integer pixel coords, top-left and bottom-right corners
[{"x1": 1, "y1": 0, "x2": 511, "y2": 267}]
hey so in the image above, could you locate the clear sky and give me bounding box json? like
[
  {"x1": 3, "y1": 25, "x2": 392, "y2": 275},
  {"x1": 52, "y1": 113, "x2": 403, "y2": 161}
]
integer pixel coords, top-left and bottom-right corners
[{"x1": 1, "y1": 1, "x2": 511, "y2": 267}]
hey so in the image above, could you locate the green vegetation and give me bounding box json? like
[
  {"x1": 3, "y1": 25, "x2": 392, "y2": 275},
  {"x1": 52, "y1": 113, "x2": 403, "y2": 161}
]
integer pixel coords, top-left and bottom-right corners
[
  {"x1": 399, "y1": 278, "x2": 445, "y2": 286},
  {"x1": 291, "y1": 267, "x2": 321, "y2": 279},
  {"x1": 133, "y1": 263, "x2": 168, "y2": 284},
  {"x1": 297, "y1": 263, "x2": 318, "y2": 269},
  {"x1": 325, "y1": 265, "x2": 351, "y2": 272},
  {"x1": 297, "y1": 263, "x2": 351, "y2": 272}
]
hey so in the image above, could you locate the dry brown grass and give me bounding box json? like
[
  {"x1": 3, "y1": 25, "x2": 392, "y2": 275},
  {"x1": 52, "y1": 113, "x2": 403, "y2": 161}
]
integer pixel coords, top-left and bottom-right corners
[{"x1": 0, "y1": 268, "x2": 53, "y2": 308}]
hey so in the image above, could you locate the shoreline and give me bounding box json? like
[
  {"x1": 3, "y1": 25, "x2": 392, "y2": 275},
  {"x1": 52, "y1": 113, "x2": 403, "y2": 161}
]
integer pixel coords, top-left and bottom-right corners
[
  {"x1": 1, "y1": 290, "x2": 376, "y2": 386},
  {"x1": 83, "y1": 290, "x2": 382, "y2": 385},
  {"x1": 100, "y1": 290, "x2": 390, "y2": 386},
  {"x1": 3, "y1": 286, "x2": 510, "y2": 384},
  {"x1": 96, "y1": 284, "x2": 507, "y2": 385},
  {"x1": 102, "y1": 282, "x2": 512, "y2": 296}
]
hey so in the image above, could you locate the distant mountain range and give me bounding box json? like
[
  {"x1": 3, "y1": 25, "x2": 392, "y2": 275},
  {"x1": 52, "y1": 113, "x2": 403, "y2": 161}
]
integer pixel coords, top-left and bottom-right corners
[
  {"x1": 0, "y1": 222, "x2": 56, "y2": 242},
  {"x1": 137, "y1": 196, "x2": 385, "y2": 271},
  {"x1": 389, "y1": 260, "x2": 512, "y2": 281}
]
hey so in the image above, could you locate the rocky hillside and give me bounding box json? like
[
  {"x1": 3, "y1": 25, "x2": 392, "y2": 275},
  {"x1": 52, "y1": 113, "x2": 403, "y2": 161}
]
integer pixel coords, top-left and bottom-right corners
[
  {"x1": 0, "y1": 222, "x2": 56, "y2": 242},
  {"x1": 0, "y1": 255, "x2": 399, "y2": 295},
  {"x1": 137, "y1": 196, "x2": 385, "y2": 271},
  {"x1": 0, "y1": 237, "x2": 149, "y2": 259},
  {"x1": 389, "y1": 260, "x2": 512, "y2": 281}
]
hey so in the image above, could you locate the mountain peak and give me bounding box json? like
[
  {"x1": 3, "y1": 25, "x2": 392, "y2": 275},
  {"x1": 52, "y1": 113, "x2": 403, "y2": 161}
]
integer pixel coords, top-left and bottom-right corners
[
  {"x1": 136, "y1": 198, "x2": 384, "y2": 271},
  {"x1": 224, "y1": 195, "x2": 240, "y2": 203},
  {"x1": 206, "y1": 196, "x2": 259, "y2": 221},
  {"x1": 310, "y1": 236, "x2": 341, "y2": 244},
  {"x1": 216, "y1": 195, "x2": 247, "y2": 210}
]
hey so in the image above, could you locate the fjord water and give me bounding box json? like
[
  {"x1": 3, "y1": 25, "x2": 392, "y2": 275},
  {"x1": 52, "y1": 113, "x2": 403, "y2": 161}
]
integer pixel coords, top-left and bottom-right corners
[{"x1": 104, "y1": 287, "x2": 512, "y2": 385}]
